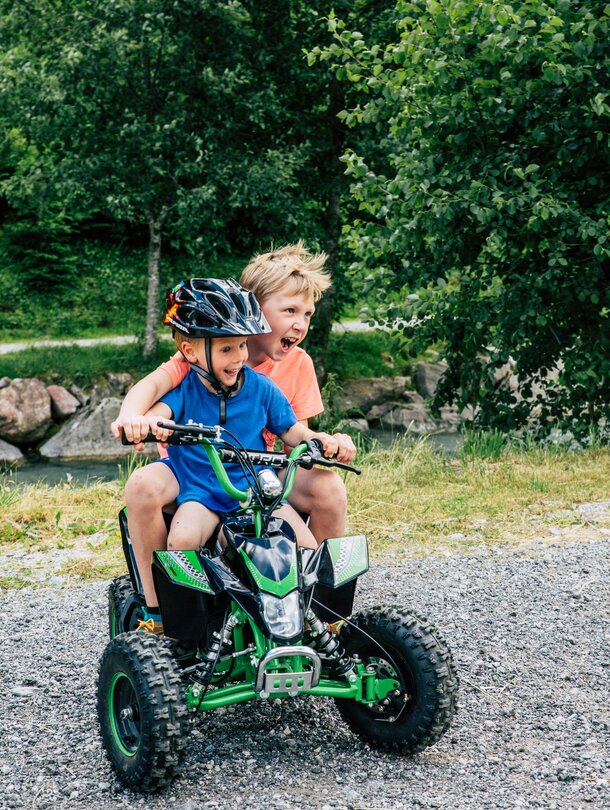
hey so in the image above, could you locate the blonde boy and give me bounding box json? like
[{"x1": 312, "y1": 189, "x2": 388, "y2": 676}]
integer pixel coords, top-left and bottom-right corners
[{"x1": 112, "y1": 244, "x2": 356, "y2": 630}]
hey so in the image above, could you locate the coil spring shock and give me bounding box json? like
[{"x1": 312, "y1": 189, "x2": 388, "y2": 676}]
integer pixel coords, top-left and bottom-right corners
[
  {"x1": 191, "y1": 612, "x2": 240, "y2": 687},
  {"x1": 191, "y1": 631, "x2": 222, "y2": 687},
  {"x1": 306, "y1": 609, "x2": 356, "y2": 680}
]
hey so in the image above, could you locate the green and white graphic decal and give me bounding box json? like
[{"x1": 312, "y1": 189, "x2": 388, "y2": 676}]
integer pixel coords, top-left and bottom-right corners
[
  {"x1": 326, "y1": 535, "x2": 369, "y2": 585},
  {"x1": 154, "y1": 551, "x2": 214, "y2": 594}
]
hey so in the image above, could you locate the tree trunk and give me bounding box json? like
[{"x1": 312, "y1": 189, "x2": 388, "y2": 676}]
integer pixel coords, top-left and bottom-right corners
[
  {"x1": 142, "y1": 210, "x2": 168, "y2": 359},
  {"x1": 307, "y1": 75, "x2": 346, "y2": 374}
]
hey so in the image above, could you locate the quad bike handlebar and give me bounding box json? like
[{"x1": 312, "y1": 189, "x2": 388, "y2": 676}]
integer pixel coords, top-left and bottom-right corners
[
  {"x1": 120, "y1": 420, "x2": 360, "y2": 513},
  {"x1": 120, "y1": 421, "x2": 361, "y2": 475}
]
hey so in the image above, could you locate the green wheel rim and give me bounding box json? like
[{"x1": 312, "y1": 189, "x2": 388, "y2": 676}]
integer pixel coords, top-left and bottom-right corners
[
  {"x1": 109, "y1": 605, "x2": 119, "y2": 639},
  {"x1": 365, "y1": 654, "x2": 410, "y2": 717},
  {"x1": 108, "y1": 672, "x2": 140, "y2": 757}
]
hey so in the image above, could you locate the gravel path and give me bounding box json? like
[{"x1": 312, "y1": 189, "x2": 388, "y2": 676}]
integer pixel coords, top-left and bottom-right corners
[
  {"x1": 0, "y1": 322, "x2": 372, "y2": 356},
  {"x1": 1, "y1": 537, "x2": 608, "y2": 810}
]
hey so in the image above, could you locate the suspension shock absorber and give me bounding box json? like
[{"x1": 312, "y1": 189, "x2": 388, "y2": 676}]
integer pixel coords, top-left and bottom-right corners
[
  {"x1": 192, "y1": 612, "x2": 241, "y2": 687},
  {"x1": 306, "y1": 609, "x2": 357, "y2": 681},
  {"x1": 192, "y1": 631, "x2": 222, "y2": 687},
  {"x1": 220, "y1": 612, "x2": 241, "y2": 647}
]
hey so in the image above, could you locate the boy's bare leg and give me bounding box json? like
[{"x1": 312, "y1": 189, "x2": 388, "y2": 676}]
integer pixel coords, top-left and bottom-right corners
[
  {"x1": 168, "y1": 501, "x2": 220, "y2": 550},
  {"x1": 124, "y1": 462, "x2": 179, "y2": 607},
  {"x1": 283, "y1": 467, "x2": 347, "y2": 544},
  {"x1": 274, "y1": 503, "x2": 318, "y2": 549}
]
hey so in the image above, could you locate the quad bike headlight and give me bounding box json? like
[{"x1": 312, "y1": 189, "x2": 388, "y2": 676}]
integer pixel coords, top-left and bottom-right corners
[{"x1": 260, "y1": 591, "x2": 303, "y2": 640}]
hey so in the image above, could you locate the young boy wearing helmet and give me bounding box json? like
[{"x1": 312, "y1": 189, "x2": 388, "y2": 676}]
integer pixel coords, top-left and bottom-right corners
[
  {"x1": 113, "y1": 242, "x2": 355, "y2": 540},
  {"x1": 124, "y1": 277, "x2": 342, "y2": 634}
]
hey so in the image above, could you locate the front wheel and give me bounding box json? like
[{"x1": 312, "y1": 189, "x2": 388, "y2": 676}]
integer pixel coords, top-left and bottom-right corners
[
  {"x1": 97, "y1": 633, "x2": 190, "y2": 792},
  {"x1": 335, "y1": 607, "x2": 458, "y2": 754}
]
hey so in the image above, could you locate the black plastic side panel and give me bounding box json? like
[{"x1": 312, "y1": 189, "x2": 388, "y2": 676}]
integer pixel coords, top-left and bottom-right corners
[
  {"x1": 311, "y1": 578, "x2": 358, "y2": 623},
  {"x1": 119, "y1": 508, "x2": 143, "y2": 596},
  {"x1": 152, "y1": 561, "x2": 220, "y2": 641}
]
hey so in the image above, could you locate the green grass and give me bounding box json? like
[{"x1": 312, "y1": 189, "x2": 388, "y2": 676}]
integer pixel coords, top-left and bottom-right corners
[
  {"x1": 347, "y1": 441, "x2": 610, "y2": 554},
  {"x1": 1, "y1": 445, "x2": 608, "y2": 590},
  {"x1": 0, "y1": 238, "x2": 248, "y2": 342},
  {"x1": 0, "y1": 340, "x2": 176, "y2": 387},
  {"x1": 322, "y1": 331, "x2": 411, "y2": 380},
  {"x1": 460, "y1": 429, "x2": 508, "y2": 461}
]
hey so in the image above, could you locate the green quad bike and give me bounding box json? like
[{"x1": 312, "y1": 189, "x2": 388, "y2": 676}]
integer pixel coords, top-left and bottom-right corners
[{"x1": 98, "y1": 422, "x2": 458, "y2": 792}]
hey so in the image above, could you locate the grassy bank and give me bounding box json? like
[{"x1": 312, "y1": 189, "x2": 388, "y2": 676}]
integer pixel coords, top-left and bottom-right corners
[
  {"x1": 1, "y1": 444, "x2": 608, "y2": 591},
  {"x1": 0, "y1": 330, "x2": 407, "y2": 388},
  {"x1": 0, "y1": 239, "x2": 247, "y2": 341}
]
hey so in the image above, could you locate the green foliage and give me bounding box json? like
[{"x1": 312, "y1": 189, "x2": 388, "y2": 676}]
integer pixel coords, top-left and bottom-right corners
[
  {"x1": 315, "y1": 329, "x2": 410, "y2": 380},
  {"x1": 0, "y1": 0, "x2": 345, "y2": 355},
  {"x1": 315, "y1": 0, "x2": 610, "y2": 438},
  {"x1": 0, "y1": 238, "x2": 246, "y2": 339}
]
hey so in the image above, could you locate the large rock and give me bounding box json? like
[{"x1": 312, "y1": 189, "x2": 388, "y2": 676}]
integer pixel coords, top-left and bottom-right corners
[
  {"x1": 39, "y1": 397, "x2": 155, "y2": 460},
  {"x1": 337, "y1": 376, "x2": 411, "y2": 416},
  {"x1": 0, "y1": 438, "x2": 24, "y2": 463},
  {"x1": 378, "y1": 405, "x2": 438, "y2": 434},
  {"x1": 413, "y1": 362, "x2": 448, "y2": 398},
  {"x1": 47, "y1": 385, "x2": 81, "y2": 421},
  {"x1": 336, "y1": 418, "x2": 370, "y2": 435},
  {"x1": 0, "y1": 378, "x2": 53, "y2": 443}
]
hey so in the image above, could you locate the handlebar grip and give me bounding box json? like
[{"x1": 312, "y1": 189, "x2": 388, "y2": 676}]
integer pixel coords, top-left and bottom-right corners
[
  {"x1": 121, "y1": 430, "x2": 158, "y2": 445},
  {"x1": 315, "y1": 456, "x2": 362, "y2": 475},
  {"x1": 157, "y1": 420, "x2": 218, "y2": 437}
]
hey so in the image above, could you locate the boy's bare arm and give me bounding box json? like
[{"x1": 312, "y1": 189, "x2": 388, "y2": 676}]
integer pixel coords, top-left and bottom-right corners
[
  {"x1": 279, "y1": 422, "x2": 356, "y2": 463},
  {"x1": 111, "y1": 368, "x2": 175, "y2": 444}
]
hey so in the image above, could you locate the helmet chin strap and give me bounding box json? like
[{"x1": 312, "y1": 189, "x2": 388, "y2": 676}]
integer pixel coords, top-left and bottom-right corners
[{"x1": 182, "y1": 338, "x2": 242, "y2": 425}]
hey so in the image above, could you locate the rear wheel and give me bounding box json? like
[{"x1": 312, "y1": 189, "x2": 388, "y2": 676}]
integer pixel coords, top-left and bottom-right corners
[
  {"x1": 335, "y1": 607, "x2": 458, "y2": 753},
  {"x1": 108, "y1": 574, "x2": 144, "y2": 638},
  {"x1": 97, "y1": 633, "x2": 190, "y2": 792}
]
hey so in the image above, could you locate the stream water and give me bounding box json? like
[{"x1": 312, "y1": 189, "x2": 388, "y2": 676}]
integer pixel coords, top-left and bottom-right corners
[{"x1": 2, "y1": 431, "x2": 463, "y2": 488}]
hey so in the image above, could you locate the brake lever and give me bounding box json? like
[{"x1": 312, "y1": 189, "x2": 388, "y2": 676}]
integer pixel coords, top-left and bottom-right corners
[{"x1": 304, "y1": 439, "x2": 361, "y2": 475}]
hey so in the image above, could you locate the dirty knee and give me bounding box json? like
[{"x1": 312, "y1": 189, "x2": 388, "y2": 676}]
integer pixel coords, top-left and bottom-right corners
[{"x1": 167, "y1": 530, "x2": 201, "y2": 551}]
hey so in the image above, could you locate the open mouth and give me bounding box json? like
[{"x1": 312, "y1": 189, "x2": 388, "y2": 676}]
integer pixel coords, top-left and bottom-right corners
[{"x1": 280, "y1": 337, "x2": 298, "y2": 351}]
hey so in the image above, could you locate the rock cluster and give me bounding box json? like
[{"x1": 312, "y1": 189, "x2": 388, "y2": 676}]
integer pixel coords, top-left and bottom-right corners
[
  {"x1": 336, "y1": 362, "x2": 467, "y2": 436},
  {"x1": 0, "y1": 362, "x2": 463, "y2": 463},
  {"x1": 0, "y1": 373, "x2": 136, "y2": 462}
]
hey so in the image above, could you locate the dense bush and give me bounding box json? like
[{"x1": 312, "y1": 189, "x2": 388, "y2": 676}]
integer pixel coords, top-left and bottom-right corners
[{"x1": 315, "y1": 0, "x2": 610, "y2": 437}]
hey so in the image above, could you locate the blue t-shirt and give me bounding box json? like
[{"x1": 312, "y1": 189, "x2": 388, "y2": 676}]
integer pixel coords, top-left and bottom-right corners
[{"x1": 160, "y1": 366, "x2": 297, "y2": 511}]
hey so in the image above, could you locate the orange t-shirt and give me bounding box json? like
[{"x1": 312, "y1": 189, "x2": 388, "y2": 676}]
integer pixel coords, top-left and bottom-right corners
[{"x1": 159, "y1": 347, "x2": 323, "y2": 450}]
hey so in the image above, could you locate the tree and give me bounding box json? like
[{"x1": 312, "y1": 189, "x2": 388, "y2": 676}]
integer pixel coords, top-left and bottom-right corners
[
  {"x1": 1, "y1": 0, "x2": 325, "y2": 355},
  {"x1": 314, "y1": 0, "x2": 610, "y2": 436}
]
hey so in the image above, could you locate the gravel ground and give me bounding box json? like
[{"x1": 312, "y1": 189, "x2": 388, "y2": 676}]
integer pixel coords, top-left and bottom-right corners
[{"x1": 1, "y1": 536, "x2": 609, "y2": 810}]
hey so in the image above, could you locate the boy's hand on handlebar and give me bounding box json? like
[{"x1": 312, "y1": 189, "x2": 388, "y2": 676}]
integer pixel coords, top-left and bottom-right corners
[
  {"x1": 331, "y1": 432, "x2": 357, "y2": 463},
  {"x1": 111, "y1": 415, "x2": 174, "y2": 450},
  {"x1": 309, "y1": 431, "x2": 341, "y2": 460}
]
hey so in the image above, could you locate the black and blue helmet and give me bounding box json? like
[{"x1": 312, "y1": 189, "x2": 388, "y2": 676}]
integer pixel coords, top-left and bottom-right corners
[{"x1": 164, "y1": 278, "x2": 270, "y2": 338}]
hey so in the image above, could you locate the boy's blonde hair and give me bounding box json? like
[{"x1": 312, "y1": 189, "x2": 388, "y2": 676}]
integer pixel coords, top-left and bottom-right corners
[
  {"x1": 173, "y1": 333, "x2": 203, "y2": 352},
  {"x1": 240, "y1": 241, "x2": 331, "y2": 304}
]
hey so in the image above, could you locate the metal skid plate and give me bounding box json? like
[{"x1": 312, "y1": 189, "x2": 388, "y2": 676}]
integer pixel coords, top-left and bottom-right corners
[{"x1": 255, "y1": 646, "x2": 321, "y2": 698}]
